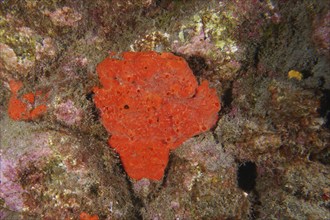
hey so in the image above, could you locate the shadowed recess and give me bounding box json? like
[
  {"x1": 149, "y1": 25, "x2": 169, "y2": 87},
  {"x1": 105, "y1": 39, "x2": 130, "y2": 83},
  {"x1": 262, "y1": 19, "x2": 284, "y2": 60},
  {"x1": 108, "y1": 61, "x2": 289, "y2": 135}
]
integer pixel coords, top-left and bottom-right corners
[{"x1": 237, "y1": 161, "x2": 257, "y2": 192}]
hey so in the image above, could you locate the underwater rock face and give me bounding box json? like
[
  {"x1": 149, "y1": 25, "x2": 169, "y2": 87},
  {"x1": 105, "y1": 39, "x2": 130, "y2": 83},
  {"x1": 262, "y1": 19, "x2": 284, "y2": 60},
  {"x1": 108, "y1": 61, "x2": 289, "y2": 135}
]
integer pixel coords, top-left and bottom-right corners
[
  {"x1": 0, "y1": 116, "x2": 136, "y2": 219},
  {"x1": 1, "y1": 0, "x2": 329, "y2": 219},
  {"x1": 93, "y1": 51, "x2": 220, "y2": 180}
]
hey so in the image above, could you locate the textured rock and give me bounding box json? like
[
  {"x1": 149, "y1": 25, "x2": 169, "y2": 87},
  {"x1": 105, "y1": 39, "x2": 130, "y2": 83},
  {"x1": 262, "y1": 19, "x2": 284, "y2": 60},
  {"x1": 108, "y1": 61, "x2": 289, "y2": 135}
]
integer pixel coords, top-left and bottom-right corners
[
  {"x1": 0, "y1": 116, "x2": 136, "y2": 219},
  {"x1": 0, "y1": 0, "x2": 329, "y2": 219}
]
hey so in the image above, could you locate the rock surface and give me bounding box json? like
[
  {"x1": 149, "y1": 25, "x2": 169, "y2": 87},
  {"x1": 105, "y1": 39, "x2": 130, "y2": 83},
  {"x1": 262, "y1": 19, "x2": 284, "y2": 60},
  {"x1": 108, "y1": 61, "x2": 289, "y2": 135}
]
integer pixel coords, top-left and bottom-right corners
[{"x1": 0, "y1": 0, "x2": 329, "y2": 219}]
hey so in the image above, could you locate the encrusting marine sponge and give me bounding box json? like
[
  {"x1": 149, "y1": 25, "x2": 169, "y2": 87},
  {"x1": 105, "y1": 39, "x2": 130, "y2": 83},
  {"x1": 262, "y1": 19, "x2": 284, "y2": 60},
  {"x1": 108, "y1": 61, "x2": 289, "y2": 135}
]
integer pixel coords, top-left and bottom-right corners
[
  {"x1": 93, "y1": 51, "x2": 220, "y2": 180},
  {"x1": 8, "y1": 80, "x2": 47, "y2": 121}
]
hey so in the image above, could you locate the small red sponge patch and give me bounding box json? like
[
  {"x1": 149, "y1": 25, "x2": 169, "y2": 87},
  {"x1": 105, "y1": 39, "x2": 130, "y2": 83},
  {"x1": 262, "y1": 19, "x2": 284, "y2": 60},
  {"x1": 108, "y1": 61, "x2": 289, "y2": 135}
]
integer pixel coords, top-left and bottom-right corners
[
  {"x1": 93, "y1": 51, "x2": 220, "y2": 180},
  {"x1": 8, "y1": 80, "x2": 47, "y2": 121}
]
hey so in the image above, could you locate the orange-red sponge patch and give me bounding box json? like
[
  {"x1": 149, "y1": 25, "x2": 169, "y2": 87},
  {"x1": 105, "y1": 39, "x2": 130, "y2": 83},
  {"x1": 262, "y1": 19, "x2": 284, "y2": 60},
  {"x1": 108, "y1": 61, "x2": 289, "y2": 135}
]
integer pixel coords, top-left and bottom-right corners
[
  {"x1": 93, "y1": 51, "x2": 220, "y2": 180},
  {"x1": 8, "y1": 80, "x2": 47, "y2": 120},
  {"x1": 79, "y1": 212, "x2": 99, "y2": 220}
]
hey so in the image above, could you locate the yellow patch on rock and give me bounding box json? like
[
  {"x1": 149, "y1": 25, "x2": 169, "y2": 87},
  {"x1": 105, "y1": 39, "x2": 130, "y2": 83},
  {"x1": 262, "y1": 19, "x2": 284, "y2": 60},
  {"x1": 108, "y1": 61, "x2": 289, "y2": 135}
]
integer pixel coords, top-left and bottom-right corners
[{"x1": 288, "y1": 70, "x2": 303, "y2": 80}]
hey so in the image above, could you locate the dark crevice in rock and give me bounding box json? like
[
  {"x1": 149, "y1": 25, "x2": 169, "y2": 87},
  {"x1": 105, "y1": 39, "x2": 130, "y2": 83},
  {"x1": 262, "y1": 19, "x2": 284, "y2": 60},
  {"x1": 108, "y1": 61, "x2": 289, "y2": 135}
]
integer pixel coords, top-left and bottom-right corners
[
  {"x1": 86, "y1": 91, "x2": 100, "y2": 122},
  {"x1": 237, "y1": 161, "x2": 257, "y2": 192},
  {"x1": 186, "y1": 55, "x2": 208, "y2": 78},
  {"x1": 221, "y1": 82, "x2": 234, "y2": 113},
  {"x1": 318, "y1": 89, "x2": 330, "y2": 129},
  {"x1": 161, "y1": 153, "x2": 173, "y2": 187},
  {"x1": 237, "y1": 161, "x2": 260, "y2": 220},
  {"x1": 122, "y1": 167, "x2": 144, "y2": 220},
  {"x1": 309, "y1": 146, "x2": 330, "y2": 165},
  {"x1": 211, "y1": 130, "x2": 220, "y2": 144}
]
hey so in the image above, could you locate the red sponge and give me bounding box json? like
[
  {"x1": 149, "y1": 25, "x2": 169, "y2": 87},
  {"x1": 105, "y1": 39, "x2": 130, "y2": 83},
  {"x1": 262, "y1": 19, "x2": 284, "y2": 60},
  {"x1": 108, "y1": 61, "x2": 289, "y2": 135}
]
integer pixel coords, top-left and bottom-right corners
[{"x1": 93, "y1": 51, "x2": 220, "y2": 180}]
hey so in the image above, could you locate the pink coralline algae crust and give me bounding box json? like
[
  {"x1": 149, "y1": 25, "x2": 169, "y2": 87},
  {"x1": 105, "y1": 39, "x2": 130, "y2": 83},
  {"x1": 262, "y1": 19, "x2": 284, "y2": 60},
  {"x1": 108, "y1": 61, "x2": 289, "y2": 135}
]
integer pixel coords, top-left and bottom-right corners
[
  {"x1": 0, "y1": 157, "x2": 25, "y2": 212},
  {"x1": 44, "y1": 6, "x2": 82, "y2": 27},
  {"x1": 93, "y1": 51, "x2": 220, "y2": 180},
  {"x1": 54, "y1": 100, "x2": 83, "y2": 126},
  {"x1": 0, "y1": 133, "x2": 53, "y2": 212},
  {"x1": 312, "y1": 11, "x2": 330, "y2": 56},
  {"x1": 173, "y1": 31, "x2": 214, "y2": 56}
]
